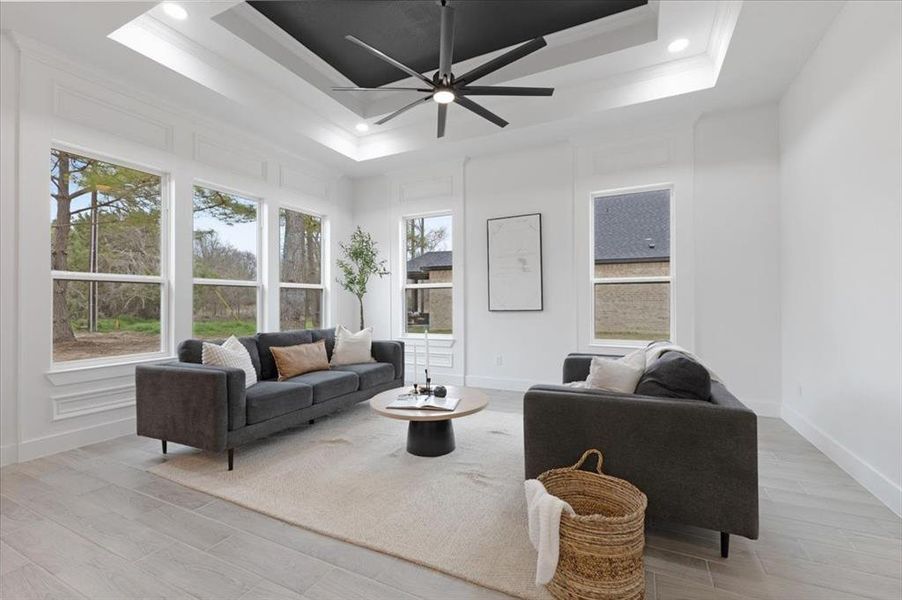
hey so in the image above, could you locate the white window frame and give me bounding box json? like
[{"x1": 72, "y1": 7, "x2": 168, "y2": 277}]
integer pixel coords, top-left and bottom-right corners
[
  {"x1": 191, "y1": 181, "x2": 263, "y2": 334},
  {"x1": 401, "y1": 211, "x2": 453, "y2": 338},
  {"x1": 278, "y1": 206, "x2": 326, "y2": 330},
  {"x1": 49, "y1": 145, "x2": 170, "y2": 368},
  {"x1": 590, "y1": 183, "x2": 674, "y2": 347}
]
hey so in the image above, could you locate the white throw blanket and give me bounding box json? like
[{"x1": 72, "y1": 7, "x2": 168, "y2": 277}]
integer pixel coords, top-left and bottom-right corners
[
  {"x1": 524, "y1": 479, "x2": 575, "y2": 585},
  {"x1": 645, "y1": 341, "x2": 721, "y2": 382}
]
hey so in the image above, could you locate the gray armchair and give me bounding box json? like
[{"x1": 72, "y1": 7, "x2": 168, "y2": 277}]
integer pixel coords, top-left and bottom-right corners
[{"x1": 523, "y1": 353, "x2": 758, "y2": 557}]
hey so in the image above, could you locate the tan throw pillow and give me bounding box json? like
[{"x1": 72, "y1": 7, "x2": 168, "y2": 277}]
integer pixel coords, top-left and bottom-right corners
[{"x1": 270, "y1": 340, "x2": 330, "y2": 381}]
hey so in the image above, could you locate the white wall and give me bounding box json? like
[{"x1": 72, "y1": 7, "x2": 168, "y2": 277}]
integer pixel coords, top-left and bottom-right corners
[
  {"x1": 779, "y1": 1, "x2": 902, "y2": 514},
  {"x1": 694, "y1": 105, "x2": 782, "y2": 415},
  {"x1": 1, "y1": 34, "x2": 21, "y2": 465},
  {"x1": 351, "y1": 108, "x2": 784, "y2": 409},
  {"x1": 0, "y1": 33, "x2": 356, "y2": 465},
  {"x1": 464, "y1": 143, "x2": 576, "y2": 390}
]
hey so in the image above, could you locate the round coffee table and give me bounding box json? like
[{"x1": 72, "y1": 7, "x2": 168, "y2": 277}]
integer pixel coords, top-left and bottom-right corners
[{"x1": 369, "y1": 386, "x2": 489, "y2": 457}]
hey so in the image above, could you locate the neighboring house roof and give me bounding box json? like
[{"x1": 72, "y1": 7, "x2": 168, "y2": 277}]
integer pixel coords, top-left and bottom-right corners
[
  {"x1": 407, "y1": 250, "x2": 452, "y2": 275},
  {"x1": 594, "y1": 189, "x2": 670, "y2": 263}
]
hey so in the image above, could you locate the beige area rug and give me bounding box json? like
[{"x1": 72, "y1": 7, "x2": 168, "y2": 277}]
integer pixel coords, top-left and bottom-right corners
[{"x1": 150, "y1": 402, "x2": 552, "y2": 599}]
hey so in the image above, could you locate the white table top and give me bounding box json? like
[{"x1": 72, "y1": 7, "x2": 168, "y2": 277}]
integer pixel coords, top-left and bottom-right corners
[{"x1": 369, "y1": 385, "x2": 489, "y2": 422}]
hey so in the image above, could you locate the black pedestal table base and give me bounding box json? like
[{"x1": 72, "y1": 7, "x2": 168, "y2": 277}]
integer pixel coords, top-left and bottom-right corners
[{"x1": 406, "y1": 419, "x2": 455, "y2": 457}]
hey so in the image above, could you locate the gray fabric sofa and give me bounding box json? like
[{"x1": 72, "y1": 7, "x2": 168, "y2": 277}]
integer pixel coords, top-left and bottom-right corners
[
  {"x1": 523, "y1": 353, "x2": 758, "y2": 558},
  {"x1": 135, "y1": 328, "x2": 403, "y2": 470}
]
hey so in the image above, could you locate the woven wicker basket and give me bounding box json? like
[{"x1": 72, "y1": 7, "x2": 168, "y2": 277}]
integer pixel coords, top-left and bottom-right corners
[{"x1": 537, "y1": 449, "x2": 648, "y2": 600}]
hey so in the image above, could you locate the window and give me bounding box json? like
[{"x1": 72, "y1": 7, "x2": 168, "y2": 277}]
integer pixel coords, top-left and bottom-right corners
[
  {"x1": 279, "y1": 208, "x2": 324, "y2": 330},
  {"x1": 192, "y1": 185, "x2": 258, "y2": 340},
  {"x1": 50, "y1": 148, "x2": 164, "y2": 363},
  {"x1": 404, "y1": 214, "x2": 452, "y2": 334},
  {"x1": 592, "y1": 188, "x2": 671, "y2": 342}
]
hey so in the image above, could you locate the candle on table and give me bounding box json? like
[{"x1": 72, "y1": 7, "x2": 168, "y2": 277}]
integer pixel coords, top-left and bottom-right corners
[
  {"x1": 412, "y1": 343, "x2": 418, "y2": 383},
  {"x1": 424, "y1": 329, "x2": 431, "y2": 374}
]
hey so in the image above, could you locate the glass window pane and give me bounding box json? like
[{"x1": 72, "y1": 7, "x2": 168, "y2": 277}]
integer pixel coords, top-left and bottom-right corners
[
  {"x1": 405, "y1": 288, "x2": 452, "y2": 334},
  {"x1": 279, "y1": 209, "x2": 322, "y2": 284},
  {"x1": 50, "y1": 149, "x2": 161, "y2": 276},
  {"x1": 594, "y1": 282, "x2": 670, "y2": 341},
  {"x1": 52, "y1": 280, "x2": 161, "y2": 362},
  {"x1": 193, "y1": 186, "x2": 257, "y2": 281},
  {"x1": 193, "y1": 284, "x2": 257, "y2": 340},
  {"x1": 280, "y1": 288, "x2": 323, "y2": 330},
  {"x1": 405, "y1": 215, "x2": 452, "y2": 285},
  {"x1": 594, "y1": 189, "x2": 670, "y2": 275}
]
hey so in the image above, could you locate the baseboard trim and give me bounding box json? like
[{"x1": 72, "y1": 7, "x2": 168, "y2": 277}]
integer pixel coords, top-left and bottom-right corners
[
  {"x1": 14, "y1": 417, "x2": 137, "y2": 463},
  {"x1": 405, "y1": 373, "x2": 465, "y2": 387},
  {"x1": 742, "y1": 399, "x2": 782, "y2": 418},
  {"x1": 0, "y1": 443, "x2": 18, "y2": 467},
  {"x1": 463, "y1": 375, "x2": 544, "y2": 392},
  {"x1": 781, "y1": 404, "x2": 902, "y2": 517}
]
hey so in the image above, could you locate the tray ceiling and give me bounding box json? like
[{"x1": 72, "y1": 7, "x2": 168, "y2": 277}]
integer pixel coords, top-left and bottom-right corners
[{"x1": 248, "y1": 0, "x2": 647, "y2": 88}]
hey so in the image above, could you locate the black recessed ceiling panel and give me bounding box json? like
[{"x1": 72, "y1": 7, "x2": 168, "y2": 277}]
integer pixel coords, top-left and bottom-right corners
[{"x1": 248, "y1": 1, "x2": 648, "y2": 88}]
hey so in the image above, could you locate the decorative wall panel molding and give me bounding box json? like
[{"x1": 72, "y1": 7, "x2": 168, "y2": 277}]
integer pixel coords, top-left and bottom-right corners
[
  {"x1": 592, "y1": 137, "x2": 673, "y2": 174},
  {"x1": 400, "y1": 176, "x2": 454, "y2": 203},
  {"x1": 51, "y1": 384, "x2": 135, "y2": 421},
  {"x1": 54, "y1": 84, "x2": 173, "y2": 151},
  {"x1": 279, "y1": 165, "x2": 329, "y2": 199},
  {"x1": 405, "y1": 350, "x2": 454, "y2": 369},
  {"x1": 45, "y1": 357, "x2": 170, "y2": 387},
  {"x1": 194, "y1": 133, "x2": 268, "y2": 180}
]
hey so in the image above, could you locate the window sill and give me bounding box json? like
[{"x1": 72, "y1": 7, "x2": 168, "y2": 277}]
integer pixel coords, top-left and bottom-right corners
[
  {"x1": 586, "y1": 340, "x2": 649, "y2": 356},
  {"x1": 46, "y1": 353, "x2": 175, "y2": 386}
]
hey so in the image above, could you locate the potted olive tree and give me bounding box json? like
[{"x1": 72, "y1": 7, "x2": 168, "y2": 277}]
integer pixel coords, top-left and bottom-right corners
[{"x1": 336, "y1": 227, "x2": 388, "y2": 330}]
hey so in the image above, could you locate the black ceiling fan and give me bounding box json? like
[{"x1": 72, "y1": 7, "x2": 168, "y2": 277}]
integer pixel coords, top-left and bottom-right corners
[{"x1": 332, "y1": 0, "x2": 554, "y2": 138}]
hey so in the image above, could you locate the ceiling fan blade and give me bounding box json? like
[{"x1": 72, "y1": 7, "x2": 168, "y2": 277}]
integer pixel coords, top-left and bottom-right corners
[
  {"x1": 437, "y1": 103, "x2": 448, "y2": 138},
  {"x1": 454, "y1": 96, "x2": 508, "y2": 128},
  {"x1": 458, "y1": 86, "x2": 554, "y2": 96},
  {"x1": 438, "y1": 1, "x2": 455, "y2": 80},
  {"x1": 456, "y1": 37, "x2": 547, "y2": 85},
  {"x1": 332, "y1": 87, "x2": 433, "y2": 92},
  {"x1": 375, "y1": 96, "x2": 433, "y2": 125},
  {"x1": 345, "y1": 35, "x2": 434, "y2": 87}
]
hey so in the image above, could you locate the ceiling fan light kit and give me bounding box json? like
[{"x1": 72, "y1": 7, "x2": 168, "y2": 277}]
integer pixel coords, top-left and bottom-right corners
[
  {"x1": 433, "y1": 89, "x2": 455, "y2": 104},
  {"x1": 333, "y1": 0, "x2": 554, "y2": 138}
]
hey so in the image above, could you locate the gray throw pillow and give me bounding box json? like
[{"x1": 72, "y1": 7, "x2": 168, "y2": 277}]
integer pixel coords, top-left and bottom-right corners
[{"x1": 635, "y1": 351, "x2": 711, "y2": 401}]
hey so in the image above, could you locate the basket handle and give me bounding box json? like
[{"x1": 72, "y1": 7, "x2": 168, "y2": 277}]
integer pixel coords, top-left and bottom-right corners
[{"x1": 571, "y1": 449, "x2": 604, "y2": 474}]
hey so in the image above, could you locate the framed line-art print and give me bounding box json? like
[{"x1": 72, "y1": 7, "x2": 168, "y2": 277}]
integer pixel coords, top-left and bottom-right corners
[{"x1": 487, "y1": 213, "x2": 543, "y2": 311}]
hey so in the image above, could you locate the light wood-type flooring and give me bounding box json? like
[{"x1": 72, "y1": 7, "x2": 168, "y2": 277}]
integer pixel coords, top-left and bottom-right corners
[{"x1": 1, "y1": 389, "x2": 900, "y2": 599}]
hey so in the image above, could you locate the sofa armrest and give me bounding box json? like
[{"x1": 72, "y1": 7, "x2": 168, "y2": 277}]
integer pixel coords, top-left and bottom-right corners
[
  {"x1": 135, "y1": 362, "x2": 245, "y2": 451},
  {"x1": 372, "y1": 340, "x2": 404, "y2": 381},
  {"x1": 523, "y1": 385, "x2": 758, "y2": 538}
]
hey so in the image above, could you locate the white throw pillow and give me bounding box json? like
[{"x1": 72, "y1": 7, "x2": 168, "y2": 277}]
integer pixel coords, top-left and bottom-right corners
[
  {"x1": 584, "y1": 349, "x2": 646, "y2": 393},
  {"x1": 330, "y1": 325, "x2": 375, "y2": 366},
  {"x1": 202, "y1": 335, "x2": 258, "y2": 388}
]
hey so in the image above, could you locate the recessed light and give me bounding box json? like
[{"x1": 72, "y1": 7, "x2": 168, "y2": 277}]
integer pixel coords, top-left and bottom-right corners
[
  {"x1": 162, "y1": 2, "x2": 188, "y2": 20},
  {"x1": 355, "y1": 122, "x2": 370, "y2": 133},
  {"x1": 668, "y1": 38, "x2": 689, "y2": 53},
  {"x1": 433, "y1": 89, "x2": 455, "y2": 104}
]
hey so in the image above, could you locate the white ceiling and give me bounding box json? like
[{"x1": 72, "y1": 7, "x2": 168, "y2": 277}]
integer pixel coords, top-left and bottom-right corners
[{"x1": 0, "y1": 1, "x2": 843, "y2": 176}]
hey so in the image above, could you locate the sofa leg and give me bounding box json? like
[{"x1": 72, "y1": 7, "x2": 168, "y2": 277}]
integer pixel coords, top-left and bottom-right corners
[
  {"x1": 720, "y1": 532, "x2": 730, "y2": 558},
  {"x1": 228, "y1": 448, "x2": 234, "y2": 471},
  {"x1": 161, "y1": 440, "x2": 167, "y2": 455}
]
